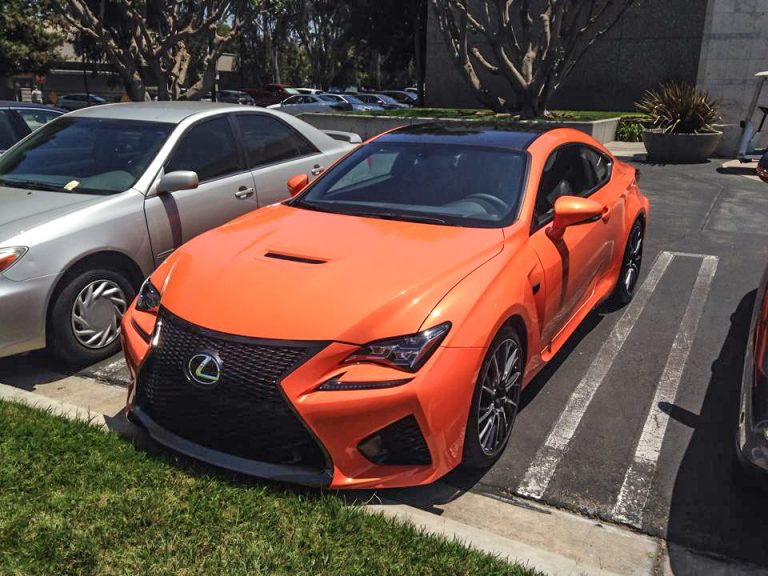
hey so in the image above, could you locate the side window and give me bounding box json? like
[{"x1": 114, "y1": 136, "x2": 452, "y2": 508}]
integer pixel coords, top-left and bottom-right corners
[
  {"x1": 0, "y1": 111, "x2": 20, "y2": 149},
  {"x1": 166, "y1": 116, "x2": 242, "y2": 182},
  {"x1": 16, "y1": 109, "x2": 61, "y2": 131},
  {"x1": 283, "y1": 96, "x2": 301, "y2": 105},
  {"x1": 580, "y1": 147, "x2": 612, "y2": 190},
  {"x1": 233, "y1": 114, "x2": 318, "y2": 169},
  {"x1": 533, "y1": 146, "x2": 596, "y2": 227}
]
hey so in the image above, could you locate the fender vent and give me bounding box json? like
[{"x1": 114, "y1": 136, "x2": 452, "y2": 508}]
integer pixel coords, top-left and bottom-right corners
[{"x1": 264, "y1": 252, "x2": 326, "y2": 265}]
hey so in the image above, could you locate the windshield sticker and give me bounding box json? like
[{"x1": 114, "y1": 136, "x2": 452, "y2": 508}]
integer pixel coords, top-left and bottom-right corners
[{"x1": 64, "y1": 180, "x2": 80, "y2": 191}]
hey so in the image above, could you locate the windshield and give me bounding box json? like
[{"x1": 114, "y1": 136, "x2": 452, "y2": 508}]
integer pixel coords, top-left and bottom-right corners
[
  {"x1": 292, "y1": 142, "x2": 527, "y2": 227},
  {"x1": 0, "y1": 117, "x2": 173, "y2": 195},
  {"x1": 344, "y1": 95, "x2": 364, "y2": 104},
  {"x1": 284, "y1": 88, "x2": 299, "y2": 95}
]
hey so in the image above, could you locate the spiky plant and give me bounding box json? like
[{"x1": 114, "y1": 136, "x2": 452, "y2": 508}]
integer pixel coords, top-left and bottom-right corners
[{"x1": 635, "y1": 81, "x2": 720, "y2": 134}]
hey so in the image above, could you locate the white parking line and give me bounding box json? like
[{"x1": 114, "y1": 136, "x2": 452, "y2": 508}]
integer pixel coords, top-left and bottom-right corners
[
  {"x1": 517, "y1": 251, "x2": 674, "y2": 500},
  {"x1": 612, "y1": 255, "x2": 718, "y2": 528}
]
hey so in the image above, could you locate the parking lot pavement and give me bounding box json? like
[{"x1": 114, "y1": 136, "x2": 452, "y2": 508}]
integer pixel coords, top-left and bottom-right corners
[
  {"x1": 443, "y1": 157, "x2": 768, "y2": 570},
  {"x1": 1, "y1": 154, "x2": 767, "y2": 570}
]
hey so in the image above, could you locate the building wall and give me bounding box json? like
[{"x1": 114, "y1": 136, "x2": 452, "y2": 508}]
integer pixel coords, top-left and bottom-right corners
[
  {"x1": 426, "y1": 0, "x2": 708, "y2": 112},
  {"x1": 696, "y1": 0, "x2": 768, "y2": 154}
]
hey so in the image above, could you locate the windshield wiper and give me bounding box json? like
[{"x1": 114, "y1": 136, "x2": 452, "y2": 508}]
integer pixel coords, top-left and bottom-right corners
[
  {"x1": 0, "y1": 178, "x2": 64, "y2": 192},
  {"x1": 338, "y1": 207, "x2": 456, "y2": 226}
]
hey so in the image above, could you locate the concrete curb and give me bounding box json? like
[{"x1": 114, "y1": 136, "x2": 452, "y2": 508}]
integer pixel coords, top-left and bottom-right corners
[{"x1": 0, "y1": 381, "x2": 110, "y2": 429}]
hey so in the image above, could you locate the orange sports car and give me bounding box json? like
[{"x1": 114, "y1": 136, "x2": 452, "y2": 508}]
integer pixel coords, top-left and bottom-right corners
[{"x1": 122, "y1": 125, "x2": 649, "y2": 489}]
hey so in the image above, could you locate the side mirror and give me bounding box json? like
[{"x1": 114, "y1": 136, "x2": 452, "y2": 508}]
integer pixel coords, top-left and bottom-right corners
[
  {"x1": 287, "y1": 173, "x2": 309, "y2": 197},
  {"x1": 758, "y1": 151, "x2": 768, "y2": 183},
  {"x1": 157, "y1": 170, "x2": 199, "y2": 194},
  {"x1": 547, "y1": 196, "x2": 604, "y2": 239}
]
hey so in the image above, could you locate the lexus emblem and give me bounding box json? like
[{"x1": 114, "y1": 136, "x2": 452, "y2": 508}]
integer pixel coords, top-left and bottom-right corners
[{"x1": 187, "y1": 352, "x2": 222, "y2": 387}]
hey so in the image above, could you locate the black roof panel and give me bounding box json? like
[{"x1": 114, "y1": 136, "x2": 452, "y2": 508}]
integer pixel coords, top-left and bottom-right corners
[{"x1": 377, "y1": 122, "x2": 544, "y2": 150}]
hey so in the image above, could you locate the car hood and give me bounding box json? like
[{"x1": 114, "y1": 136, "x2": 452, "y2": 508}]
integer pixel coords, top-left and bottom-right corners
[
  {"x1": 0, "y1": 185, "x2": 106, "y2": 243},
  {"x1": 159, "y1": 204, "x2": 504, "y2": 343}
]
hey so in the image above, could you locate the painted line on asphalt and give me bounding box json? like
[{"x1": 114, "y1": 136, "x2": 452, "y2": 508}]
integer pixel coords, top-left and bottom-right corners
[
  {"x1": 517, "y1": 251, "x2": 674, "y2": 500},
  {"x1": 92, "y1": 359, "x2": 126, "y2": 379},
  {"x1": 611, "y1": 255, "x2": 718, "y2": 528}
]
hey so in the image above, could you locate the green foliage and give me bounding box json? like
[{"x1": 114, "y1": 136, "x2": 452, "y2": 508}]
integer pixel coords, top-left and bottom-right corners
[
  {"x1": 635, "y1": 81, "x2": 720, "y2": 134},
  {"x1": 0, "y1": 401, "x2": 543, "y2": 576},
  {"x1": 616, "y1": 117, "x2": 648, "y2": 142},
  {"x1": 0, "y1": 0, "x2": 63, "y2": 76}
]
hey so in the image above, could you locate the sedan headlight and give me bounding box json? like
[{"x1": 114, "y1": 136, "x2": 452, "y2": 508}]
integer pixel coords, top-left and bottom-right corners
[
  {"x1": 0, "y1": 247, "x2": 28, "y2": 274},
  {"x1": 343, "y1": 322, "x2": 451, "y2": 372},
  {"x1": 136, "y1": 277, "x2": 161, "y2": 312}
]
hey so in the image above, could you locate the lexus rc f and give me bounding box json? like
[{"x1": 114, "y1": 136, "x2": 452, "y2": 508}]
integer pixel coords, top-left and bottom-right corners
[{"x1": 122, "y1": 125, "x2": 649, "y2": 489}]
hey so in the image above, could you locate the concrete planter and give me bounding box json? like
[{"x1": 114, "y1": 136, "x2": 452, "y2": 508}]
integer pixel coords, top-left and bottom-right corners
[
  {"x1": 298, "y1": 113, "x2": 621, "y2": 144},
  {"x1": 642, "y1": 129, "x2": 723, "y2": 163}
]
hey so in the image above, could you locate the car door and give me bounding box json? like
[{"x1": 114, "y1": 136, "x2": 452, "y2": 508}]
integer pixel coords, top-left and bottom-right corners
[
  {"x1": 231, "y1": 112, "x2": 327, "y2": 206},
  {"x1": 527, "y1": 144, "x2": 619, "y2": 345},
  {"x1": 143, "y1": 114, "x2": 258, "y2": 264}
]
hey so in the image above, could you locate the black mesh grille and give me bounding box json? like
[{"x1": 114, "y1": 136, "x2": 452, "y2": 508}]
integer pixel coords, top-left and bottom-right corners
[
  {"x1": 359, "y1": 415, "x2": 432, "y2": 466},
  {"x1": 135, "y1": 309, "x2": 327, "y2": 469}
]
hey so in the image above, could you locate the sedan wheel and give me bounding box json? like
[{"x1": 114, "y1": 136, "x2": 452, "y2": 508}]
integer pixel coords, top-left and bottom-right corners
[
  {"x1": 463, "y1": 325, "x2": 524, "y2": 467},
  {"x1": 71, "y1": 280, "x2": 127, "y2": 349}
]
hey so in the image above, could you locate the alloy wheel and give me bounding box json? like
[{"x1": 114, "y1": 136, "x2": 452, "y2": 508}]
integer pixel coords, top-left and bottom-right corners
[
  {"x1": 477, "y1": 338, "x2": 522, "y2": 456},
  {"x1": 623, "y1": 224, "x2": 644, "y2": 296},
  {"x1": 71, "y1": 279, "x2": 128, "y2": 349}
]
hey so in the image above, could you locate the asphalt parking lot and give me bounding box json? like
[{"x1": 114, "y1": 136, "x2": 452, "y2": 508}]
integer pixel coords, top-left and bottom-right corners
[{"x1": 1, "y1": 152, "x2": 767, "y2": 570}]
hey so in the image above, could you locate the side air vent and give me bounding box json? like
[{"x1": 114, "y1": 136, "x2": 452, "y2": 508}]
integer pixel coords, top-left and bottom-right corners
[{"x1": 264, "y1": 252, "x2": 326, "y2": 265}]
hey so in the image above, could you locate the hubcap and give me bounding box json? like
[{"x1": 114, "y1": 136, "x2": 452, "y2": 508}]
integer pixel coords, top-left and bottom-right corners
[
  {"x1": 71, "y1": 280, "x2": 127, "y2": 349},
  {"x1": 623, "y1": 225, "x2": 643, "y2": 295},
  {"x1": 477, "y1": 338, "x2": 522, "y2": 456}
]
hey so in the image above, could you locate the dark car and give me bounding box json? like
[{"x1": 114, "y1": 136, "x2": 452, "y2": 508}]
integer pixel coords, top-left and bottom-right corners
[
  {"x1": 243, "y1": 84, "x2": 299, "y2": 107},
  {"x1": 0, "y1": 101, "x2": 65, "y2": 153},
  {"x1": 376, "y1": 90, "x2": 416, "y2": 106},
  {"x1": 737, "y1": 260, "x2": 768, "y2": 481},
  {"x1": 216, "y1": 90, "x2": 256, "y2": 106},
  {"x1": 354, "y1": 93, "x2": 408, "y2": 110},
  {"x1": 56, "y1": 93, "x2": 107, "y2": 111}
]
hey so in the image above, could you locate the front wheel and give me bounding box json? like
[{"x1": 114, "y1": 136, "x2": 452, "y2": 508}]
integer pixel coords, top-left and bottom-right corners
[
  {"x1": 48, "y1": 268, "x2": 134, "y2": 366},
  {"x1": 608, "y1": 219, "x2": 644, "y2": 306},
  {"x1": 462, "y1": 325, "x2": 524, "y2": 468}
]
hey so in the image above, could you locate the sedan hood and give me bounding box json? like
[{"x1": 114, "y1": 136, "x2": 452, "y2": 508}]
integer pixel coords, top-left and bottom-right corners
[
  {"x1": 160, "y1": 204, "x2": 504, "y2": 343},
  {"x1": 0, "y1": 186, "x2": 105, "y2": 243}
]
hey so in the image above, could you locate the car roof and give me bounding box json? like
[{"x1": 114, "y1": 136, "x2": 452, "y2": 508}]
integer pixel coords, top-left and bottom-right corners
[
  {"x1": 65, "y1": 101, "x2": 248, "y2": 123},
  {"x1": 0, "y1": 100, "x2": 64, "y2": 112},
  {"x1": 378, "y1": 123, "x2": 543, "y2": 150}
]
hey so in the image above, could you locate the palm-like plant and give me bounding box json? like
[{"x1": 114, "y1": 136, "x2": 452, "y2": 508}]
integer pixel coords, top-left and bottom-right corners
[{"x1": 636, "y1": 81, "x2": 720, "y2": 134}]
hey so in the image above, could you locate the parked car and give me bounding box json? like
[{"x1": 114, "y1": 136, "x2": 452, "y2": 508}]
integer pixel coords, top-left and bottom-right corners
[
  {"x1": 216, "y1": 90, "x2": 256, "y2": 106},
  {"x1": 122, "y1": 125, "x2": 648, "y2": 489},
  {"x1": 0, "y1": 102, "x2": 359, "y2": 364},
  {"x1": 56, "y1": 93, "x2": 107, "y2": 111},
  {"x1": 354, "y1": 93, "x2": 409, "y2": 110},
  {"x1": 268, "y1": 94, "x2": 352, "y2": 115},
  {"x1": 0, "y1": 101, "x2": 64, "y2": 154},
  {"x1": 296, "y1": 88, "x2": 325, "y2": 95},
  {"x1": 376, "y1": 90, "x2": 417, "y2": 106},
  {"x1": 244, "y1": 84, "x2": 299, "y2": 107},
  {"x1": 321, "y1": 93, "x2": 382, "y2": 112}
]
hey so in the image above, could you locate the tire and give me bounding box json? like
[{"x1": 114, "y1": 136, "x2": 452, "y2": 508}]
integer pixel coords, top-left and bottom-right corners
[
  {"x1": 48, "y1": 268, "x2": 135, "y2": 366},
  {"x1": 463, "y1": 325, "x2": 524, "y2": 468},
  {"x1": 608, "y1": 218, "x2": 644, "y2": 307}
]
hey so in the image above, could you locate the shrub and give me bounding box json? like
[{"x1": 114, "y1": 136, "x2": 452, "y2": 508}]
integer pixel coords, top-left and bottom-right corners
[
  {"x1": 616, "y1": 119, "x2": 646, "y2": 142},
  {"x1": 635, "y1": 81, "x2": 720, "y2": 134}
]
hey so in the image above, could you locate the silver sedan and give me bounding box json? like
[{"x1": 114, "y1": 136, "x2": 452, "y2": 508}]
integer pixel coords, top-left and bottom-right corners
[{"x1": 0, "y1": 102, "x2": 359, "y2": 364}]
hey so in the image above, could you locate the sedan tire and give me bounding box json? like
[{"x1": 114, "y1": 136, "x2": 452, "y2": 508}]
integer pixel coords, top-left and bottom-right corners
[{"x1": 49, "y1": 268, "x2": 134, "y2": 366}]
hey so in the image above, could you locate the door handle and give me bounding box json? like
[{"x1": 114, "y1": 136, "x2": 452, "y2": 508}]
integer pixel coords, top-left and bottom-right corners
[
  {"x1": 601, "y1": 206, "x2": 610, "y2": 223},
  {"x1": 235, "y1": 186, "x2": 255, "y2": 199},
  {"x1": 311, "y1": 165, "x2": 325, "y2": 176}
]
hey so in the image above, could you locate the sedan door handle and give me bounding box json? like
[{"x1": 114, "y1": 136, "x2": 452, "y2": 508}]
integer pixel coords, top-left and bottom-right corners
[
  {"x1": 235, "y1": 186, "x2": 255, "y2": 199},
  {"x1": 311, "y1": 165, "x2": 325, "y2": 176}
]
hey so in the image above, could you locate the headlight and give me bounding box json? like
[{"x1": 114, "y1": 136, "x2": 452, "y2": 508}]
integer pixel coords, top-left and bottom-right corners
[
  {"x1": 0, "y1": 247, "x2": 28, "y2": 274},
  {"x1": 136, "y1": 277, "x2": 161, "y2": 312},
  {"x1": 343, "y1": 322, "x2": 451, "y2": 372}
]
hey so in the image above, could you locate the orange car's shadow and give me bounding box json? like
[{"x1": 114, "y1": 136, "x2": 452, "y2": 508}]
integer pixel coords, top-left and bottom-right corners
[{"x1": 364, "y1": 307, "x2": 606, "y2": 511}]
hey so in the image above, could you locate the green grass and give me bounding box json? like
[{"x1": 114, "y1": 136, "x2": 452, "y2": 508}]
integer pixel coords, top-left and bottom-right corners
[
  {"x1": 0, "y1": 401, "x2": 543, "y2": 576},
  {"x1": 347, "y1": 107, "x2": 644, "y2": 122}
]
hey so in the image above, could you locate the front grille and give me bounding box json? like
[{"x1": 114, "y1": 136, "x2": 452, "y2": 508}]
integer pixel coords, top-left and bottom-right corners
[
  {"x1": 358, "y1": 415, "x2": 432, "y2": 466},
  {"x1": 135, "y1": 308, "x2": 327, "y2": 469}
]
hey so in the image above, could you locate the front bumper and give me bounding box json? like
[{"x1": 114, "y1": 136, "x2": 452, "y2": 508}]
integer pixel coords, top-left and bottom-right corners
[
  {"x1": 737, "y1": 314, "x2": 768, "y2": 477},
  {"x1": 122, "y1": 306, "x2": 486, "y2": 489},
  {"x1": 0, "y1": 274, "x2": 55, "y2": 358}
]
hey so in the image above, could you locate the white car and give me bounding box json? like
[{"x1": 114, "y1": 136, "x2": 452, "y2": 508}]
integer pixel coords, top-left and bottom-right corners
[{"x1": 268, "y1": 94, "x2": 352, "y2": 115}]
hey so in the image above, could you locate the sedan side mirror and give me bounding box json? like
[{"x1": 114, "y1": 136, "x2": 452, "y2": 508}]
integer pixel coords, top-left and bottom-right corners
[
  {"x1": 157, "y1": 170, "x2": 199, "y2": 194},
  {"x1": 287, "y1": 173, "x2": 309, "y2": 197},
  {"x1": 547, "y1": 196, "x2": 604, "y2": 239}
]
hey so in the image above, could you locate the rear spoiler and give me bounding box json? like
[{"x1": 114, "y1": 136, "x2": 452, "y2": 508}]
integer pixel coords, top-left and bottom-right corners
[{"x1": 322, "y1": 130, "x2": 362, "y2": 145}]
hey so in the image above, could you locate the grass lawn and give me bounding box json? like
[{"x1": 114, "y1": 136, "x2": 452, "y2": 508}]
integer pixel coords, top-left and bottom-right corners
[
  {"x1": 0, "y1": 401, "x2": 542, "y2": 576},
  {"x1": 347, "y1": 107, "x2": 645, "y2": 122}
]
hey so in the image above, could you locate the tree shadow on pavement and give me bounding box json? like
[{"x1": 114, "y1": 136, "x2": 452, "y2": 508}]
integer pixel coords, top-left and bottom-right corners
[{"x1": 667, "y1": 290, "x2": 768, "y2": 571}]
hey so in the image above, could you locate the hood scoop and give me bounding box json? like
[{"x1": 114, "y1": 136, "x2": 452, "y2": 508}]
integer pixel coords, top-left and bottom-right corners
[{"x1": 263, "y1": 252, "x2": 327, "y2": 265}]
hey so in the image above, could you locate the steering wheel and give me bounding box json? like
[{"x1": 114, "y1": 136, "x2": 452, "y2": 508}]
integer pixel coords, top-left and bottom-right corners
[{"x1": 462, "y1": 193, "x2": 508, "y2": 215}]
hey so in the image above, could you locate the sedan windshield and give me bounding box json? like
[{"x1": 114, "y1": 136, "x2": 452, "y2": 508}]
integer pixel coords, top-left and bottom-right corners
[
  {"x1": 0, "y1": 117, "x2": 173, "y2": 195},
  {"x1": 292, "y1": 142, "x2": 527, "y2": 227}
]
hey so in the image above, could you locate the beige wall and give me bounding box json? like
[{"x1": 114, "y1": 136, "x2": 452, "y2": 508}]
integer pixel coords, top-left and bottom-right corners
[{"x1": 696, "y1": 0, "x2": 768, "y2": 154}]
